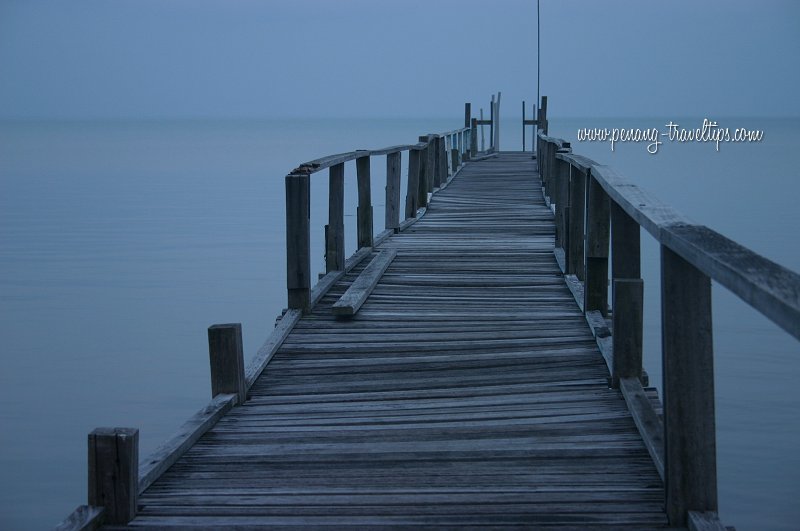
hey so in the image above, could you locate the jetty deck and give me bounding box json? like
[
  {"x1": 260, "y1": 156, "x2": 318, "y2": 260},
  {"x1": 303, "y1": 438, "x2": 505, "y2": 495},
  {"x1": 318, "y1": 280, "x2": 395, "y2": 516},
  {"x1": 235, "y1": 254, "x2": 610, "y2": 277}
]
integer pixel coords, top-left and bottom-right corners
[
  {"x1": 113, "y1": 153, "x2": 666, "y2": 528},
  {"x1": 60, "y1": 99, "x2": 800, "y2": 531}
]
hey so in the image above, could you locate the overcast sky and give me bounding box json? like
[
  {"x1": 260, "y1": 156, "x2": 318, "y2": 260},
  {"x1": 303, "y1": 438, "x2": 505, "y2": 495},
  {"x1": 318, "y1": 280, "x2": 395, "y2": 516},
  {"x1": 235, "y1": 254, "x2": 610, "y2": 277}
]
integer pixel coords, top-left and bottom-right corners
[{"x1": 1, "y1": 0, "x2": 798, "y2": 119}]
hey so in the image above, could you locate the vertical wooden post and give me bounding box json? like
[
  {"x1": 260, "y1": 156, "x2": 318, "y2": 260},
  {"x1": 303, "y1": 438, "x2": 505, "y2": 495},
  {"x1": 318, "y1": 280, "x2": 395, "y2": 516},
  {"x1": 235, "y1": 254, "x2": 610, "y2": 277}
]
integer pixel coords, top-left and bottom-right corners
[
  {"x1": 431, "y1": 135, "x2": 442, "y2": 188},
  {"x1": 489, "y1": 95, "x2": 494, "y2": 150},
  {"x1": 286, "y1": 172, "x2": 310, "y2": 311},
  {"x1": 553, "y1": 156, "x2": 567, "y2": 250},
  {"x1": 584, "y1": 173, "x2": 610, "y2": 316},
  {"x1": 88, "y1": 427, "x2": 138, "y2": 525},
  {"x1": 356, "y1": 153, "x2": 373, "y2": 248},
  {"x1": 661, "y1": 245, "x2": 718, "y2": 526},
  {"x1": 567, "y1": 167, "x2": 586, "y2": 279},
  {"x1": 385, "y1": 152, "x2": 401, "y2": 231},
  {"x1": 480, "y1": 109, "x2": 485, "y2": 151},
  {"x1": 471, "y1": 117, "x2": 478, "y2": 156},
  {"x1": 425, "y1": 136, "x2": 436, "y2": 194},
  {"x1": 326, "y1": 163, "x2": 345, "y2": 272},
  {"x1": 539, "y1": 95, "x2": 548, "y2": 134},
  {"x1": 493, "y1": 92, "x2": 501, "y2": 151},
  {"x1": 522, "y1": 100, "x2": 526, "y2": 152},
  {"x1": 417, "y1": 136, "x2": 429, "y2": 209},
  {"x1": 611, "y1": 201, "x2": 643, "y2": 387},
  {"x1": 438, "y1": 136, "x2": 448, "y2": 184},
  {"x1": 208, "y1": 323, "x2": 246, "y2": 404},
  {"x1": 451, "y1": 148, "x2": 459, "y2": 174},
  {"x1": 405, "y1": 147, "x2": 421, "y2": 219}
]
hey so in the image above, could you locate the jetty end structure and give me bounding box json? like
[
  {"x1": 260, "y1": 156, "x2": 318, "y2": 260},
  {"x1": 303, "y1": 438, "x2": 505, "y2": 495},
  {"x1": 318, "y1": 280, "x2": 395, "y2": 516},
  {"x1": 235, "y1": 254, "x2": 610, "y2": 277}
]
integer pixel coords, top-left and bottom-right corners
[{"x1": 57, "y1": 94, "x2": 799, "y2": 530}]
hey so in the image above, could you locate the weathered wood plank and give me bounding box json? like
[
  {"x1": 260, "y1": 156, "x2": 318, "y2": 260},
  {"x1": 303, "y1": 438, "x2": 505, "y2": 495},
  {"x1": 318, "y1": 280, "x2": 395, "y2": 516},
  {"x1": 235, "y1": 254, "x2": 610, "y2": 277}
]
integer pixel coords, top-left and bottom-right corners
[
  {"x1": 88, "y1": 427, "x2": 138, "y2": 525},
  {"x1": 356, "y1": 153, "x2": 374, "y2": 248},
  {"x1": 332, "y1": 250, "x2": 398, "y2": 316},
  {"x1": 285, "y1": 173, "x2": 310, "y2": 311},
  {"x1": 54, "y1": 505, "x2": 104, "y2": 531},
  {"x1": 207, "y1": 323, "x2": 246, "y2": 404}
]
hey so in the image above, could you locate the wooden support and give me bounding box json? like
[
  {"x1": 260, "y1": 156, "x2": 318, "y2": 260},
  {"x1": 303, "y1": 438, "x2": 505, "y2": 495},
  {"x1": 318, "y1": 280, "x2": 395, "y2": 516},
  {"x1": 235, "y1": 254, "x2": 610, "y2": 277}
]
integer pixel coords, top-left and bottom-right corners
[
  {"x1": 522, "y1": 100, "x2": 526, "y2": 151},
  {"x1": 470, "y1": 118, "x2": 478, "y2": 156},
  {"x1": 480, "y1": 109, "x2": 485, "y2": 151},
  {"x1": 611, "y1": 201, "x2": 641, "y2": 278},
  {"x1": 464, "y1": 102, "x2": 471, "y2": 128},
  {"x1": 326, "y1": 163, "x2": 345, "y2": 272},
  {"x1": 416, "y1": 136, "x2": 429, "y2": 209},
  {"x1": 385, "y1": 152, "x2": 401, "y2": 231},
  {"x1": 661, "y1": 245, "x2": 718, "y2": 526},
  {"x1": 285, "y1": 172, "x2": 310, "y2": 311},
  {"x1": 332, "y1": 249, "x2": 398, "y2": 317},
  {"x1": 438, "y1": 136, "x2": 448, "y2": 184},
  {"x1": 88, "y1": 427, "x2": 138, "y2": 525},
  {"x1": 611, "y1": 201, "x2": 643, "y2": 386},
  {"x1": 493, "y1": 92, "x2": 501, "y2": 151},
  {"x1": 555, "y1": 157, "x2": 570, "y2": 252},
  {"x1": 356, "y1": 153, "x2": 373, "y2": 248},
  {"x1": 207, "y1": 323, "x2": 246, "y2": 405},
  {"x1": 451, "y1": 148, "x2": 459, "y2": 174},
  {"x1": 539, "y1": 95, "x2": 548, "y2": 134},
  {"x1": 489, "y1": 95, "x2": 494, "y2": 149},
  {"x1": 431, "y1": 135, "x2": 442, "y2": 188},
  {"x1": 612, "y1": 279, "x2": 643, "y2": 386},
  {"x1": 584, "y1": 174, "x2": 610, "y2": 316},
  {"x1": 405, "y1": 148, "x2": 420, "y2": 219},
  {"x1": 425, "y1": 136, "x2": 436, "y2": 194},
  {"x1": 567, "y1": 167, "x2": 586, "y2": 279}
]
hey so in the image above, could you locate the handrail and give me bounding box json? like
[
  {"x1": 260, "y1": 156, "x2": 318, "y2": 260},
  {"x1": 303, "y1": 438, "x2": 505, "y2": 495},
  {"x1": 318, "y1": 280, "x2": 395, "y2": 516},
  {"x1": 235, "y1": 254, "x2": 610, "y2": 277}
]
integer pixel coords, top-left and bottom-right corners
[
  {"x1": 56, "y1": 102, "x2": 486, "y2": 530},
  {"x1": 537, "y1": 110, "x2": 799, "y2": 529}
]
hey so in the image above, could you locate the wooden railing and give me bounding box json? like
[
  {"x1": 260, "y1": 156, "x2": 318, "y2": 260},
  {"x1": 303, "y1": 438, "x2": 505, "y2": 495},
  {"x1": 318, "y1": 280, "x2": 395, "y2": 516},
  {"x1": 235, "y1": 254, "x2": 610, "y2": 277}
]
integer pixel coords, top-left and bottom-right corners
[
  {"x1": 536, "y1": 99, "x2": 800, "y2": 529},
  {"x1": 284, "y1": 112, "x2": 477, "y2": 313},
  {"x1": 56, "y1": 105, "x2": 482, "y2": 530}
]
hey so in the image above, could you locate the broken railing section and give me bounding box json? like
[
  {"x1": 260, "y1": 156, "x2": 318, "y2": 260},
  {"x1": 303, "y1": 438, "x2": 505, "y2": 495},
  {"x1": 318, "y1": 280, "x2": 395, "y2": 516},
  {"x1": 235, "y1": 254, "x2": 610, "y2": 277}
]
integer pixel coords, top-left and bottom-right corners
[
  {"x1": 56, "y1": 100, "x2": 502, "y2": 529},
  {"x1": 285, "y1": 101, "x2": 500, "y2": 314},
  {"x1": 537, "y1": 95, "x2": 800, "y2": 529}
]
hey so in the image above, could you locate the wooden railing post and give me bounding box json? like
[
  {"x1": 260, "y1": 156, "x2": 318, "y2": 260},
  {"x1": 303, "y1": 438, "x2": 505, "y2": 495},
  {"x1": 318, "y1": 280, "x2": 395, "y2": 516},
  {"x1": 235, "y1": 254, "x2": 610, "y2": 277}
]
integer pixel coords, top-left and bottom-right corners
[
  {"x1": 437, "y1": 135, "x2": 448, "y2": 187},
  {"x1": 489, "y1": 95, "x2": 494, "y2": 150},
  {"x1": 208, "y1": 323, "x2": 246, "y2": 404},
  {"x1": 451, "y1": 146, "x2": 459, "y2": 174},
  {"x1": 567, "y1": 166, "x2": 586, "y2": 279},
  {"x1": 431, "y1": 135, "x2": 442, "y2": 188},
  {"x1": 539, "y1": 95, "x2": 548, "y2": 134},
  {"x1": 425, "y1": 135, "x2": 436, "y2": 195},
  {"x1": 285, "y1": 172, "x2": 310, "y2": 311},
  {"x1": 405, "y1": 147, "x2": 422, "y2": 219},
  {"x1": 326, "y1": 163, "x2": 345, "y2": 272},
  {"x1": 417, "y1": 136, "x2": 429, "y2": 209},
  {"x1": 385, "y1": 152, "x2": 401, "y2": 231},
  {"x1": 611, "y1": 202, "x2": 643, "y2": 387},
  {"x1": 584, "y1": 173, "x2": 610, "y2": 316},
  {"x1": 356, "y1": 152, "x2": 373, "y2": 248},
  {"x1": 88, "y1": 427, "x2": 139, "y2": 525},
  {"x1": 661, "y1": 245, "x2": 718, "y2": 526},
  {"x1": 553, "y1": 156, "x2": 569, "y2": 252},
  {"x1": 471, "y1": 118, "x2": 478, "y2": 155}
]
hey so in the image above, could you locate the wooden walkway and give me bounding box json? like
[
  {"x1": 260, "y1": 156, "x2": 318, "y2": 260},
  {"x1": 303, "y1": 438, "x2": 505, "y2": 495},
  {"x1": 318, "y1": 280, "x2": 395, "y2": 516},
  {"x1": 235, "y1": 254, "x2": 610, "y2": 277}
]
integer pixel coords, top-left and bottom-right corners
[{"x1": 114, "y1": 152, "x2": 668, "y2": 528}]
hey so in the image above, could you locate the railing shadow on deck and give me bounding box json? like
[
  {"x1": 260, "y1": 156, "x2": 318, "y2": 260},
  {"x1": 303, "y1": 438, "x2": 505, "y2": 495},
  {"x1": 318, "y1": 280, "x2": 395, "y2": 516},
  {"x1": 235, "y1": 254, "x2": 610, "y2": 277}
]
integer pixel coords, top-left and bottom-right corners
[
  {"x1": 536, "y1": 97, "x2": 800, "y2": 530},
  {"x1": 55, "y1": 105, "x2": 482, "y2": 530}
]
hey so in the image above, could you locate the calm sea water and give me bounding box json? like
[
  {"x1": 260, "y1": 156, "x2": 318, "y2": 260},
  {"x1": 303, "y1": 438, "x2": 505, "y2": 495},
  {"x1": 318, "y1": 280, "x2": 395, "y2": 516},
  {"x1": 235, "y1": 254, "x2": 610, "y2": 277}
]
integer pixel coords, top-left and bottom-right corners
[{"x1": 0, "y1": 117, "x2": 797, "y2": 529}]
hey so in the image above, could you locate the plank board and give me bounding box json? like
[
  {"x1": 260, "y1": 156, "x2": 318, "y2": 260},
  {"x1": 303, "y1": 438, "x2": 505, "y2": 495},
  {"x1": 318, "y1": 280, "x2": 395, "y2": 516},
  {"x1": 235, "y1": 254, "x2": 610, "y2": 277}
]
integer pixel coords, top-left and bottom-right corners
[{"x1": 121, "y1": 152, "x2": 667, "y2": 529}]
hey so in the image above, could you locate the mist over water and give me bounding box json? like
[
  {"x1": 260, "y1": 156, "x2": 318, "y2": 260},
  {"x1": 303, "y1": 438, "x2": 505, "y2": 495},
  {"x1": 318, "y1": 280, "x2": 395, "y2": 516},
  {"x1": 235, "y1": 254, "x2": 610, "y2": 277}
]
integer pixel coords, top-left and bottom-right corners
[{"x1": 0, "y1": 117, "x2": 797, "y2": 529}]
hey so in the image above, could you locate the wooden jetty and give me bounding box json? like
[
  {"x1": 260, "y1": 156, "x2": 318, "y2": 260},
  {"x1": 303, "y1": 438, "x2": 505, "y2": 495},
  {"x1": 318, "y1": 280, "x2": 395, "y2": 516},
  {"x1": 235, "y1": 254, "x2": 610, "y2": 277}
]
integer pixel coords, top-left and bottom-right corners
[{"x1": 58, "y1": 97, "x2": 800, "y2": 530}]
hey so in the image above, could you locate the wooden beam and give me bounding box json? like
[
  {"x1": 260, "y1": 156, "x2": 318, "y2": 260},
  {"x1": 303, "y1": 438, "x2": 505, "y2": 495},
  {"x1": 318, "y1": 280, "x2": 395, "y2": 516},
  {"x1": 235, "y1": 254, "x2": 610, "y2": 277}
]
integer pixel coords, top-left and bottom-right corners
[
  {"x1": 661, "y1": 245, "x2": 717, "y2": 526},
  {"x1": 385, "y1": 152, "x2": 401, "y2": 231},
  {"x1": 207, "y1": 323, "x2": 246, "y2": 405},
  {"x1": 285, "y1": 173, "x2": 310, "y2": 311},
  {"x1": 332, "y1": 249, "x2": 398, "y2": 317},
  {"x1": 54, "y1": 505, "x2": 105, "y2": 531},
  {"x1": 356, "y1": 153, "x2": 373, "y2": 248},
  {"x1": 88, "y1": 428, "x2": 138, "y2": 525},
  {"x1": 326, "y1": 163, "x2": 345, "y2": 272},
  {"x1": 567, "y1": 167, "x2": 586, "y2": 280},
  {"x1": 405, "y1": 147, "x2": 421, "y2": 219},
  {"x1": 584, "y1": 174, "x2": 610, "y2": 316},
  {"x1": 620, "y1": 377, "x2": 665, "y2": 481}
]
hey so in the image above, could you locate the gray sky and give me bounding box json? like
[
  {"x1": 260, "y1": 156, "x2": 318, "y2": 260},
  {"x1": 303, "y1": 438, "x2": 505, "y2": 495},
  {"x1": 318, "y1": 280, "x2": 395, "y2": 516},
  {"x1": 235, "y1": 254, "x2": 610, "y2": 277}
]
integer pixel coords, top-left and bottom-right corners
[{"x1": 1, "y1": 0, "x2": 798, "y2": 119}]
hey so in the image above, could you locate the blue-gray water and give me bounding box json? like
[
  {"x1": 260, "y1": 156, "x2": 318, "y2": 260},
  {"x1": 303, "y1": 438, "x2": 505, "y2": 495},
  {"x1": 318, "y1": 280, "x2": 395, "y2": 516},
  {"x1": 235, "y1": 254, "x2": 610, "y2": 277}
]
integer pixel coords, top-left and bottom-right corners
[{"x1": 0, "y1": 117, "x2": 797, "y2": 529}]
